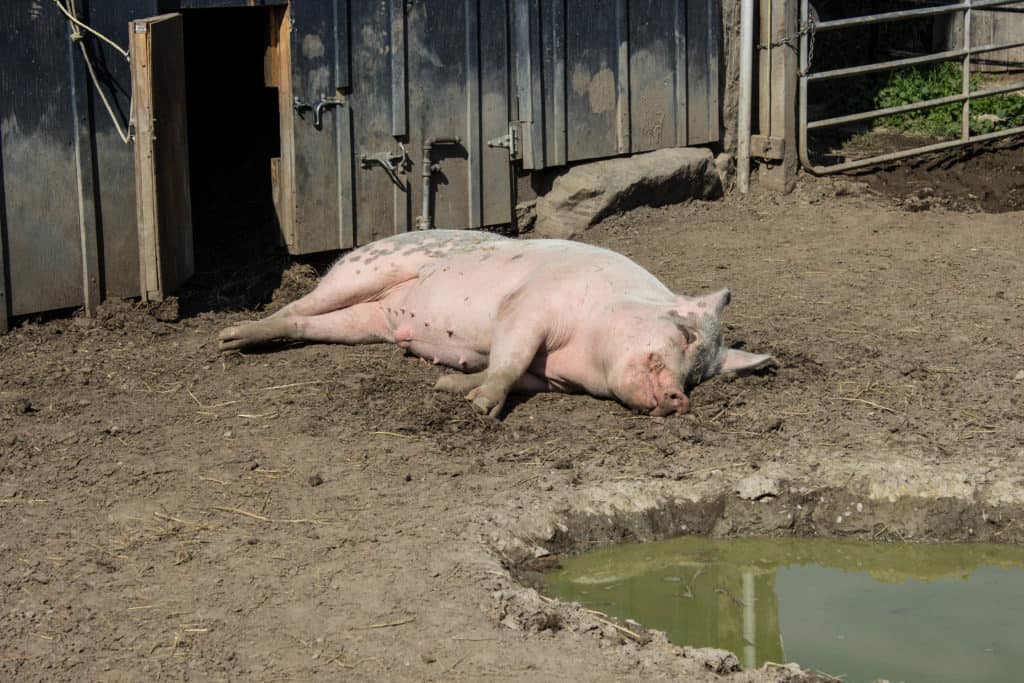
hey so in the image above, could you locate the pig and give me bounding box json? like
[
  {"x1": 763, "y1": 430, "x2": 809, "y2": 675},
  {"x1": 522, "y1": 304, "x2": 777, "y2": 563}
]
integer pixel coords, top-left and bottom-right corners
[{"x1": 218, "y1": 230, "x2": 773, "y2": 417}]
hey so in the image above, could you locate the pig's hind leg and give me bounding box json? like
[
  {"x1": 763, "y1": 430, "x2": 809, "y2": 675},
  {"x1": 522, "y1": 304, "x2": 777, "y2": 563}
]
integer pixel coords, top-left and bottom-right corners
[
  {"x1": 219, "y1": 302, "x2": 395, "y2": 350},
  {"x1": 268, "y1": 255, "x2": 420, "y2": 320},
  {"x1": 219, "y1": 254, "x2": 419, "y2": 351}
]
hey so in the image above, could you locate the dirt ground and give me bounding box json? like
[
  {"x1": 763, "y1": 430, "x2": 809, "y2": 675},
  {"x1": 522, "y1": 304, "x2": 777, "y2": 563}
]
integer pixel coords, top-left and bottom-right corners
[{"x1": 2, "y1": 141, "x2": 1023, "y2": 681}]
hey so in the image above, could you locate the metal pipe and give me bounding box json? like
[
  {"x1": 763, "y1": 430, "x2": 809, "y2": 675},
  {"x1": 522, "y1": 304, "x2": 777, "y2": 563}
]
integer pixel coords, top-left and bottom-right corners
[
  {"x1": 810, "y1": 0, "x2": 1022, "y2": 33},
  {"x1": 806, "y1": 38, "x2": 1024, "y2": 82},
  {"x1": 962, "y1": 0, "x2": 973, "y2": 140},
  {"x1": 801, "y1": 122, "x2": 1024, "y2": 175},
  {"x1": 806, "y1": 80, "x2": 1024, "y2": 131},
  {"x1": 737, "y1": 0, "x2": 755, "y2": 194},
  {"x1": 418, "y1": 136, "x2": 462, "y2": 230}
]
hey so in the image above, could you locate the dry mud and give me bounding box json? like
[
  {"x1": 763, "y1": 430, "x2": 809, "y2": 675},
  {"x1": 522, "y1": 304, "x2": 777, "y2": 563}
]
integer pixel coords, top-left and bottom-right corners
[{"x1": 2, "y1": 148, "x2": 1023, "y2": 680}]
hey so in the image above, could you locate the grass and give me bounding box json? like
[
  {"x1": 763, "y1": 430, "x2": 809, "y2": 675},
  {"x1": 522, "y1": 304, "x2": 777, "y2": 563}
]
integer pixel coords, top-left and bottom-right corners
[{"x1": 874, "y1": 61, "x2": 1024, "y2": 137}]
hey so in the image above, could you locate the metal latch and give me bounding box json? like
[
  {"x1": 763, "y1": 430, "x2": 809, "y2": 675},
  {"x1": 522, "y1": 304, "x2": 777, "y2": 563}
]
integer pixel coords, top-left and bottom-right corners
[
  {"x1": 293, "y1": 94, "x2": 344, "y2": 129},
  {"x1": 359, "y1": 143, "x2": 412, "y2": 188},
  {"x1": 488, "y1": 124, "x2": 518, "y2": 159}
]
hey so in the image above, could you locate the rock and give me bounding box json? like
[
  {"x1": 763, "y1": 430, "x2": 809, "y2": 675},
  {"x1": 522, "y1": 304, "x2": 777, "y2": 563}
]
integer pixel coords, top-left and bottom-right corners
[
  {"x1": 1014, "y1": 369, "x2": 1024, "y2": 382},
  {"x1": 515, "y1": 200, "x2": 537, "y2": 232},
  {"x1": 681, "y1": 646, "x2": 740, "y2": 674},
  {"x1": 533, "y1": 148, "x2": 723, "y2": 239},
  {"x1": 308, "y1": 473, "x2": 323, "y2": 487},
  {"x1": 735, "y1": 474, "x2": 781, "y2": 500},
  {"x1": 714, "y1": 152, "x2": 735, "y2": 190}
]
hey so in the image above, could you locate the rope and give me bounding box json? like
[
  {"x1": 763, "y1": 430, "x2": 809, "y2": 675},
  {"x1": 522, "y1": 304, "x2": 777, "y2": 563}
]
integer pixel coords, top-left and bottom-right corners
[
  {"x1": 52, "y1": 0, "x2": 133, "y2": 144},
  {"x1": 49, "y1": 0, "x2": 129, "y2": 59}
]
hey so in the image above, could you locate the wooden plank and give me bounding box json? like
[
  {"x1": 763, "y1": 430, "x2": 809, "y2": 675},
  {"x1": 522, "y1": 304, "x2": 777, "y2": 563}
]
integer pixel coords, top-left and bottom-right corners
[
  {"x1": 0, "y1": 154, "x2": 7, "y2": 331},
  {"x1": 390, "y1": 0, "x2": 407, "y2": 137},
  {"x1": 674, "y1": 0, "x2": 689, "y2": 146},
  {"x1": 615, "y1": 0, "x2": 631, "y2": 154},
  {"x1": 517, "y1": 0, "x2": 547, "y2": 169},
  {"x1": 466, "y1": 0, "x2": 483, "y2": 228},
  {"x1": 351, "y1": 0, "x2": 404, "y2": 243},
  {"x1": 708, "y1": 0, "x2": 721, "y2": 140},
  {"x1": 544, "y1": 0, "x2": 568, "y2": 166},
  {"x1": 290, "y1": 1, "x2": 342, "y2": 253},
  {"x1": 761, "y1": 0, "x2": 797, "y2": 193},
  {"x1": 479, "y1": 0, "x2": 514, "y2": 226},
  {"x1": 267, "y1": 5, "x2": 297, "y2": 249},
  {"x1": 686, "y1": 0, "x2": 720, "y2": 144},
  {"x1": 407, "y1": 0, "x2": 468, "y2": 228},
  {"x1": 564, "y1": 0, "x2": 619, "y2": 161},
  {"x1": 130, "y1": 13, "x2": 193, "y2": 302},
  {"x1": 628, "y1": 0, "x2": 676, "y2": 152},
  {"x1": 335, "y1": 0, "x2": 355, "y2": 247}
]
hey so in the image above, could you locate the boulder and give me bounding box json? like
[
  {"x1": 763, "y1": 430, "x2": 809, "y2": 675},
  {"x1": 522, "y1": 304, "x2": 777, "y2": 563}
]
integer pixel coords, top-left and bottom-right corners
[{"x1": 533, "y1": 147, "x2": 722, "y2": 239}]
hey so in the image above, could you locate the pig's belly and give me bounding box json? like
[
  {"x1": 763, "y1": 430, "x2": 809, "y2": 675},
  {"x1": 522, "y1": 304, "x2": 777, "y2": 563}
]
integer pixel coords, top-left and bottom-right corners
[{"x1": 383, "y1": 263, "x2": 513, "y2": 372}]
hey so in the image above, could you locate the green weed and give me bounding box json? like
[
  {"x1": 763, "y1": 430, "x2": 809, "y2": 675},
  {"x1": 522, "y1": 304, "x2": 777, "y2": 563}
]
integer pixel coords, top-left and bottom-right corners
[{"x1": 874, "y1": 62, "x2": 1024, "y2": 137}]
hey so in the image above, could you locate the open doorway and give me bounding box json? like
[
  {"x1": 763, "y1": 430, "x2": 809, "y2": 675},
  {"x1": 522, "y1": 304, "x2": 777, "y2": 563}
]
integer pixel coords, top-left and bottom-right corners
[{"x1": 178, "y1": 6, "x2": 288, "y2": 311}]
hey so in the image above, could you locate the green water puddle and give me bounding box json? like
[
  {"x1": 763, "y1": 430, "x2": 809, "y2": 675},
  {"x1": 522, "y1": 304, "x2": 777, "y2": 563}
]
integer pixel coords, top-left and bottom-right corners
[{"x1": 540, "y1": 536, "x2": 1024, "y2": 682}]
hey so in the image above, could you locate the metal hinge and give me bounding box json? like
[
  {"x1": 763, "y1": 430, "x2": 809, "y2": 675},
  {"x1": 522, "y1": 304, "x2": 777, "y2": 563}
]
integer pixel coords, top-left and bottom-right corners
[{"x1": 488, "y1": 124, "x2": 519, "y2": 160}]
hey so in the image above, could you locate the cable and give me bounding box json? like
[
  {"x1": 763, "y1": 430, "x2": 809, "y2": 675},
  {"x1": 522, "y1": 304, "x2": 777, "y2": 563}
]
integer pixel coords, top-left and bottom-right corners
[
  {"x1": 50, "y1": 0, "x2": 130, "y2": 60},
  {"x1": 52, "y1": 0, "x2": 133, "y2": 144}
]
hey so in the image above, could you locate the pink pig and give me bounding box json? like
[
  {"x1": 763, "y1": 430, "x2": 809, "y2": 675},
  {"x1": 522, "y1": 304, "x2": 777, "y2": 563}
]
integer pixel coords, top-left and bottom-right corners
[{"x1": 219, "y1": 230, "x2": 773, "y2": 417}]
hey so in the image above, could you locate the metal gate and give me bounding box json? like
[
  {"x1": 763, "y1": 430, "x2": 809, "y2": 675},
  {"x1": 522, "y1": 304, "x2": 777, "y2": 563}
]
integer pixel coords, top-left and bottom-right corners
[{"x1": 799, "y1": 0, "x2": 1024, "y2": 174}]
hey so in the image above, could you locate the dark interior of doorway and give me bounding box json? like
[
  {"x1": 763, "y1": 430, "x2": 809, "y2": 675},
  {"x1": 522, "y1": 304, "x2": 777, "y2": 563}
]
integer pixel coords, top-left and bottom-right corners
[{"x1": 178, "y1": 7, "x2": 286, "y2": 315}]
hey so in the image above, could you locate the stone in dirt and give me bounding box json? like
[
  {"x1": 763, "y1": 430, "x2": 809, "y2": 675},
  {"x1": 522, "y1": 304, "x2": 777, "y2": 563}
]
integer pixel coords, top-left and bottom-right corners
[
  {"x1": 1014, "y1": 369, "x2": 1024, "y2": 381},
  {"x1": 534, "y1": 148, "x2": 723, "y2": 239},
  {"x1": 735, "y1": 474, "x2": 781, "y2": 501},
  {"x1": 681, "y1": 646, "x2": 740, "y2": 674}
]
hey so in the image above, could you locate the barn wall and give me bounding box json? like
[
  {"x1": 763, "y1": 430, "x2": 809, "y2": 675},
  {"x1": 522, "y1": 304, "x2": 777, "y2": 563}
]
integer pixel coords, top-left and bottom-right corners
[{"x1": 1, "y1": 0, "x2": 725, "y2": 329}]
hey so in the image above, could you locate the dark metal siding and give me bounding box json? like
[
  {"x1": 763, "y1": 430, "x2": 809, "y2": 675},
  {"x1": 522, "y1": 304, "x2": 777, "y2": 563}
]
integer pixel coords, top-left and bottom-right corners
[{"x1": 1, "y1": 3, "x2": 88, "y2": 316}]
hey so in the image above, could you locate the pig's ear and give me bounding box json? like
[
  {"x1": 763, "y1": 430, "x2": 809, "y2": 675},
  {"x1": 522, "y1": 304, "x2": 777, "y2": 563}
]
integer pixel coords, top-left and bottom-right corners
[
  {"x1": 703, "y1": 288, "x2": 732, "y2": 315},
  {"x1": 717, "y1": 348, "x2": 775, "y2": 376},
  {"x1": 675, "y1": 288, "x2": 731, "y2": 317}
]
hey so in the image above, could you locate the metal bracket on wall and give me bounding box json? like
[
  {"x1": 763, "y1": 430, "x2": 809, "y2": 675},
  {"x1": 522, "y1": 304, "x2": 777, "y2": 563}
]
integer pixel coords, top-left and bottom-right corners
[
  {"x1": 487, "y1": 124, "x2": 519, "y2": 160},
  {"x1": 359, "y1": 143, "x2": 411, "y2": 188}
]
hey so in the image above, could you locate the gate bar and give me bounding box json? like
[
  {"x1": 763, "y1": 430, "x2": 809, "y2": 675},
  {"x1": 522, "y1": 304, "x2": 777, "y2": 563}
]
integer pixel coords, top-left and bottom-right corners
[
  {"x1": 807, "y1": 79, "x2": 1024, "y2": 130},
  {"x1": 806, "y1": 38, "x2": 1024, "y2": 81},
  {"x1": 810, "y1": 0, "x2": 1023, "y2": 32}
]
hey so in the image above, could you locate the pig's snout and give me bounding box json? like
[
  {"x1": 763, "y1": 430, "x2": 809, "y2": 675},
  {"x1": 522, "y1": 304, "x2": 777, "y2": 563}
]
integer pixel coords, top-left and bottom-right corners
[{"x1": 650, "y1": 389, "x2": 689, "y2": 417}]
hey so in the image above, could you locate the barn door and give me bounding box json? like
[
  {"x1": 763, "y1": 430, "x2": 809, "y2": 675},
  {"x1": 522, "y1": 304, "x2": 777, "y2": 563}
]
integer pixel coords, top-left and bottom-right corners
[{"x1": 130, "y1": 13, "x2": 193, "y2": 302}]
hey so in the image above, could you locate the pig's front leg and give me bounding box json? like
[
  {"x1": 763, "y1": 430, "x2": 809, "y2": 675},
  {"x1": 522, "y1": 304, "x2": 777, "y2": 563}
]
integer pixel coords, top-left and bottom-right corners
[{"x1": 465, "y1": 306, "x2": 549, "y2": 417}]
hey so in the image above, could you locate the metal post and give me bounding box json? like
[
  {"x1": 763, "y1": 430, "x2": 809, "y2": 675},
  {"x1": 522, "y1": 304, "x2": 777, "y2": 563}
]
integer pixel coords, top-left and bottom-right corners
[
  {"x1": 737, "y1": 0, "x2": 755, "y2": 193},
  {"x1": 962, "y1": 0, "x2": 973, "y2": 140}
]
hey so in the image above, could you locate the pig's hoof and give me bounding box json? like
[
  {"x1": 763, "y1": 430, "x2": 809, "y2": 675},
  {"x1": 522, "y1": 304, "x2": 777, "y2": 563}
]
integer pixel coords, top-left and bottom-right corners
[
  {"x1": 434, "y1": 372, "x2": 486, "y2": 394},
  {"x1": 467, "y1": 385, "x2": 506, "y2": 418},
  {"x1": 218, "y1": 323, "x2": 253, "y2": 351}
]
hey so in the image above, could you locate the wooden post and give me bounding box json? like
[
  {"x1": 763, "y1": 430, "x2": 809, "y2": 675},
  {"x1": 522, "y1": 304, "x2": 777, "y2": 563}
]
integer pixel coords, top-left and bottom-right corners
[{"x1": 756, "y1": 0, "x2": 798, "y2": 194}]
